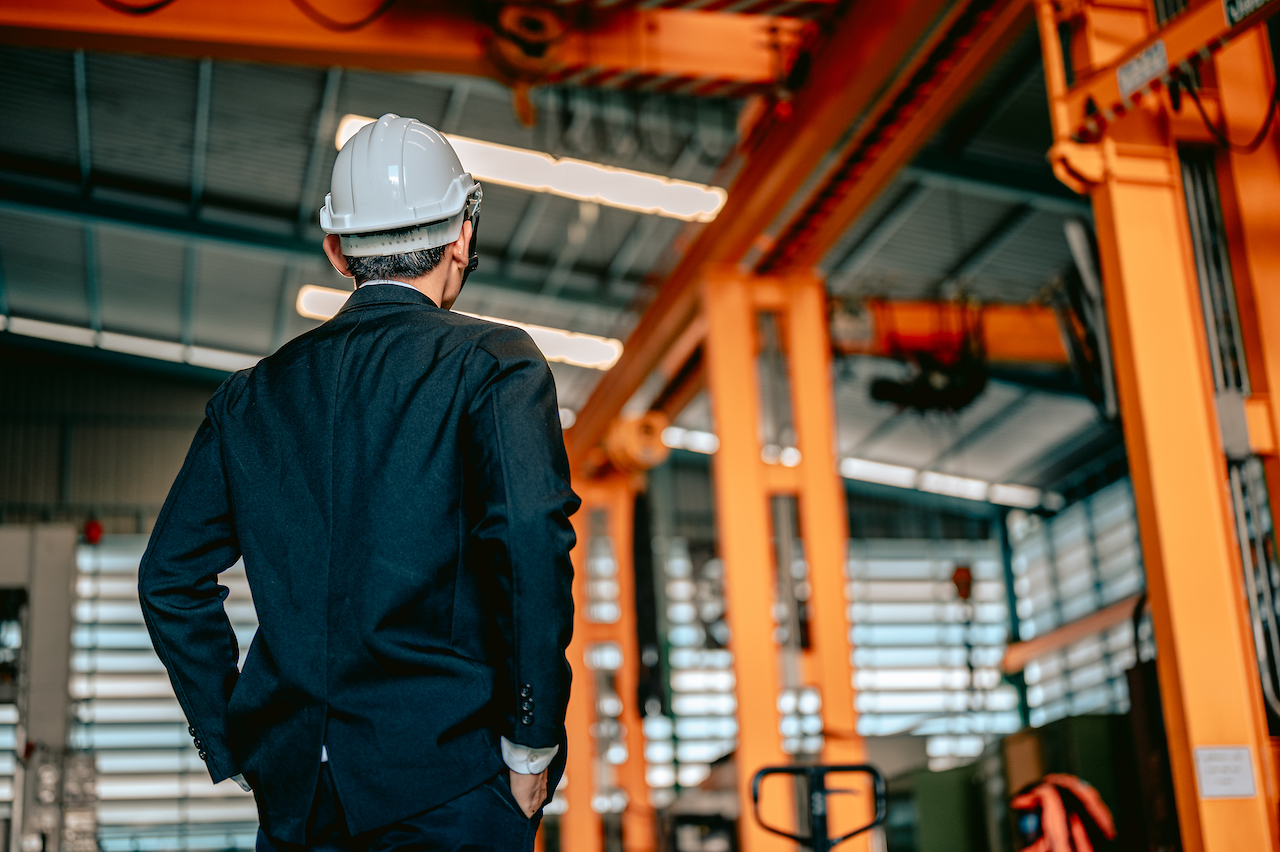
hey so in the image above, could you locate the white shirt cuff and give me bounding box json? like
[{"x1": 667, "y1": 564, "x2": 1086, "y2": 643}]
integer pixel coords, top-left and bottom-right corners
[
  {"x1": 231, "y1": 773, "x2": 252, "y2": 792},
  {"x1": 500, "y1": 736, "x2": 559, "y2": 775}
]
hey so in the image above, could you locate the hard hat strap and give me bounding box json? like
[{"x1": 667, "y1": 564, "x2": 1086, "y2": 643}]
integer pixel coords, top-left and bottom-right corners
[{"x1": 460, "y1": 184, "x2": 483, "y2": 291}]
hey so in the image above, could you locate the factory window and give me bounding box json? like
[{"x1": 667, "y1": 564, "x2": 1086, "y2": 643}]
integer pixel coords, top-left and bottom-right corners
[
  {"x1": 1008, "y1": 478, "x2": 1145, "y2": 727},
  {"x1": 846, "y1": 539, "x2": 1021, "y2": 771},
  {"x1": 73, "y1": 536, "x2": 257, "y2": 852},
  {"x1": 643, "y1": 538, "x2": 737, "y2": 804}
]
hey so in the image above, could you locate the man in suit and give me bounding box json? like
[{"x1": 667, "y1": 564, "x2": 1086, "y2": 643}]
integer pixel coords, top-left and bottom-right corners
[{"x1": 139, "y1": 114, "x2": 580, "y2": 851}]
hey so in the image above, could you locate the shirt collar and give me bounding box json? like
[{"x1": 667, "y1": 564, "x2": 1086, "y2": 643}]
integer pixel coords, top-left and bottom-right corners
[
  {"x1": 357, "y1": 278, "x2": 421, "y2": 293},
  {"x1": 337, "y1": 281, "x2": 439, "y2": 314}
]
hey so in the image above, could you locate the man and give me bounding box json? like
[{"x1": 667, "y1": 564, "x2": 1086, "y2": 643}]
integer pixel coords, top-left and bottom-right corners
[{"x1": 139, "y1": 114, "x2": 579, "y2": 851}]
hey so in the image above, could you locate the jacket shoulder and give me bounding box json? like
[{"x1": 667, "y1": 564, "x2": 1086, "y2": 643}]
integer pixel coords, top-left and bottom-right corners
[
  {"x1": 450, "y1": 315, "x2": 544, "y2": 366},
  {"x1": 204, "y1": 370, "x2": 249, "y2": 420}
]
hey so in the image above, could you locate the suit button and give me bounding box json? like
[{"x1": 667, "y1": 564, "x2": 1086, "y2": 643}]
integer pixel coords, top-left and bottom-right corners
[
  {"x1": 520, "y1": 684, "x2": 533, "y2": 698},
  {"x1": 198, "y1": 751, "x2": 207, "y2": 761},
  {"x1": 521, "y1": 714, "x2": 534, "y2": 726},
  {"x1": 188, "y1": 726, "x2": 197, "y2": 736},
  {"x1": 193, "y1": 739, "x2": 203, "y2": 749},
  {"x1": 521, "y1": 699, "x2": 534, "y2": 712}
]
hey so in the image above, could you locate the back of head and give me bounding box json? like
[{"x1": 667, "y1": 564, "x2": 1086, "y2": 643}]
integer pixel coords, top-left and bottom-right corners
[{"x1": 320, "y1": 114, "x2": 482, "y2": 283}]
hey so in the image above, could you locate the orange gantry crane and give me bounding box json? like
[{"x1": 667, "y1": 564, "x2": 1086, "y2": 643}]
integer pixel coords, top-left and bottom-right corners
[{"x1": 7, "y1": 0, "x2": 1280, "y2": 850}]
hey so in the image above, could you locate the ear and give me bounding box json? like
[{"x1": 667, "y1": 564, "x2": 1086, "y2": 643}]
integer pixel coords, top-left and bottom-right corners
[
  {"x1": 323, "y1": 234, "x2": 354, "y2": 278},
  {"x1": 451, "y1": 220, "x2": 473, "y2": 266}
]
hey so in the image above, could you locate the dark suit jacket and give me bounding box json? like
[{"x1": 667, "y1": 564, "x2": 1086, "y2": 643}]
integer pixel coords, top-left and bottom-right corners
[{"x1": 138, "y1": 284, "x2": 580, "y2": 842}]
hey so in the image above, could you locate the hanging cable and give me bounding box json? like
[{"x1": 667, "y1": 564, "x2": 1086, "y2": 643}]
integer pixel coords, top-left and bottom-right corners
[
  {"x1": 95, "y1": 0, "x2": 179, "y2": 14},
  {"x1": 95, "y1": 0, "x2": 396, "y2": 27},
  {"x1": 287, "y1": 0, "x2": 398, "y2": 32},
  {"x1": 1183, "y1": 73, "x2": 1280, "y2": 155}
]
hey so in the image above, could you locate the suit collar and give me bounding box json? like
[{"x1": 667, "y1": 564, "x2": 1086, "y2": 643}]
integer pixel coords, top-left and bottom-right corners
[{"x1": 337, "y1": 283, "x2": 439, "y2": 314}]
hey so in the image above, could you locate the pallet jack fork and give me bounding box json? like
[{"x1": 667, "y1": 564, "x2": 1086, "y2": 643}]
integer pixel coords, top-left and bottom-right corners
[{"x1": 750, "y1": 764, "x2": 886, "y2": 852}]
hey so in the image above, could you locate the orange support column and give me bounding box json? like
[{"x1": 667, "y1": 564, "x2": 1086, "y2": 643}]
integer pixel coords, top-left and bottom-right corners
[
  {"x1": 563, "y1": 475, "x2": 655, "y2": 852},
  {"x1": 703, "y1": 269, "x2": 868, "y2": 849},
  {"x1": 783, "y1": 274, "x2": 872, "y2": 845},
  {"x1": 701, "y1": 269, "x2": 791, "y2": 852},
  {"x1": 1218, "y1": 30, "x2": 1280, "y2": 471},
  {"x1": 1036, "y1": 4, "x2": 1280, "y2": 848},
  {"x1": 1090, "y1": 138, "x2": 1278, "y2": 852},
  {"x1": 562, "y1": 513, "x2": 602, "y2": 852}
]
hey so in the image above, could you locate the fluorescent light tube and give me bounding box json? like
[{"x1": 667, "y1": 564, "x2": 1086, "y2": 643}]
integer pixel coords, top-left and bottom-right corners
[
  {"x1": 839, "y1": 457, "x2": 919, "y2": 489},
  {"x1": 335, "y1": 114, "x2": 727, "y2": 222},
  {"x1": 99, "y1": 332, "x2": 185, "y2": 363},
  {"x1": 295, "y1": 285, "x2": 623, "y2": 371},
  {"x1": 9, "y1": 317, "x2": 97, "y2": 347},
  {"x1": 661, "y1": 427, "x2": 719, "y2": 455},
  {"x1": 187, "y1": 347, "x2": 260, "y2": 372},
  {"x1": 988, "y1": 483, "x2": 1043, "y2": 508},
  {"x1": 296, "y1": 285, "x2": 349, "y2": 321},
  {"x1": 918, "y1": 472, "x2": 990, "y2": 501},
  {"x1": 3, "y1": 316, "x2": 260, "y2": 372}
]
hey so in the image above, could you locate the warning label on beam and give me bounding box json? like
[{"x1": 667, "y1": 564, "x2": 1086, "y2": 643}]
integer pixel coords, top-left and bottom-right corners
[
  {"x1": 1224, "y1": 0, "x2": 1276, "y2": 27},
  {"x1": 1116, "y1": 40, "x2": 1168, "y2": 99},
  {"x1": 1194, "y1": 746, "x2": 1257, "y2": 799}
]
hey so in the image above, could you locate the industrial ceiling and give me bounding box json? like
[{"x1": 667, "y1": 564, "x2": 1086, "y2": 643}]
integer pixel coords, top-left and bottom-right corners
[{"x1": 0, "y1": 14, "x2": 1113, "y2": 497}]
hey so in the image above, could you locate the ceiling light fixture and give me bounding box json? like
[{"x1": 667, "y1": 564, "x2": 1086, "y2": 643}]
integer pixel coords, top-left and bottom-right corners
[
  {"x1": 987, "y1": 483, "x2": 1044, "y2": 509},
  {"x1": 1, "y1": 316, "x2": 261, "y2": 372},
  {"x1": 918, "y1": 471, "x2": 990, "y2": 502},
  {"x1": 839, "y1": 455, "x2": 1048, "y2": 509},
  {"x1": 661, "y1": 427, "x2": 720, "y2": 455},
  {"x1": 334, "y1": 114, "x2": 727, "y2": 222},
  {"x1": 839, "y1": 457, "x2": 919, "y2": 489},
  {"x1": 294, "y1": 285, "x2": 623, "y2": 371}
]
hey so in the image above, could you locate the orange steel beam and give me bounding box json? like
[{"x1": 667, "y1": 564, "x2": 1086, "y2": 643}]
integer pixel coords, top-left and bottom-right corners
[
  {"x1": 1044, "y1": 0, "x2": 1280, "y2": 144},
  {"x1": 650, "y1": 353, "x2": 706, "y2": 421},
  {"x1": 0, "y1": 0, "x2": 802, "y2": 93},
  {"x1": 758, "y1": 0, "x2": 1035, "y2": 271},
  {"x1": 565, "y1": 0, "x2": 955, "y2": 464},
  {"x1": 1001, "y1": 592, "x2": 1143, "y2": 674},
  {"x1": 1036, "y1": 2, "x2": 1280, "y2": 849},
  {"x1": 846, "y1": 301, "x2": 1068, "y2": 363},
  {"x1": 650, "y1": 299, "x2": 1066, "y2": 423}
]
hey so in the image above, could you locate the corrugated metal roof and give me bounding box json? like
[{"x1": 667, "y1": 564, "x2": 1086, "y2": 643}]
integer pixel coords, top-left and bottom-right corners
[
  {"x1": 96, "y1": 226, "x2": 186, "y2": 342},
  {"x1": 0, "y1": 47, "x2": 80, "y2": 167},
  {"x1": 204, "y1": 63, "x2": 326, "y2": 215},
  {"x1": 192, "y1": 245, "x2": 286, "y2": 353},
  {"x1": 85, "y1": 53, "x2": 199, "y2": 192},
  {"x1": 0, "y1": 38, "x2": 1111, "y2": 494},
  {"x1": 860, "y1": 381, "x2": 1026, "y2": 468},
  {"x1": 1, "y1": 211, "x2": 89, "y2": 326},
  {"x1": 977, "y1": 210, "x2": 1073, "y2": 301}
]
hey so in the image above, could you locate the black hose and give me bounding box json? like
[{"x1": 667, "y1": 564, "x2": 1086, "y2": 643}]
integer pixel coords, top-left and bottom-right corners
[
  {"x1": 286, "y1": 0, "x2": 398, "y2": 32},
  {"x1": 96, "y1": 0, "x2": 179, "y2": 14},
  {"x1": 1184, "y1": 73, "x2": 1279, "y2": 155}
]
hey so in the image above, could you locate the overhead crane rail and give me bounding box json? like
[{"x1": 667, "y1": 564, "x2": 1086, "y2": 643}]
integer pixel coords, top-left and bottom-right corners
[{"x1": 0, "y1": 0, "x2": 807, "y2": 98}]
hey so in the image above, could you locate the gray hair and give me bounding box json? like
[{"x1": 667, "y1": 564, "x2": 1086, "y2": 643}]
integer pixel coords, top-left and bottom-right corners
[{"x1": 344, "y1": 243, "x2": 446, "y2": 285}]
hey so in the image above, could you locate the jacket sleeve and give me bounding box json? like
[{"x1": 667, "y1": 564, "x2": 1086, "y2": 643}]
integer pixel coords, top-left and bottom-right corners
[
  {"x1": 138, "y1": 394, "x2": 243, "y2": 783},
  {"x1": 465, "y1": 327, "x2": 580, "y2": 750}
]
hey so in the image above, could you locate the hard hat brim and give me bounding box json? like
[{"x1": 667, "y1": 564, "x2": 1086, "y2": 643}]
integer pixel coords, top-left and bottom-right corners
[
  {"x1": 335, "y1": 211, "x2": 466, "y2": 258},
  {"x1": 324, "y1": 181, "x2": 481, "y2": 257}
]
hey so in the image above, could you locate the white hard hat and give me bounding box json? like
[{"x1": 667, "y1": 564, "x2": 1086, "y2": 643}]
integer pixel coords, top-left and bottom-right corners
[{"x1": 320, "y1": 113, "x2": 482, "y2": 258}]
